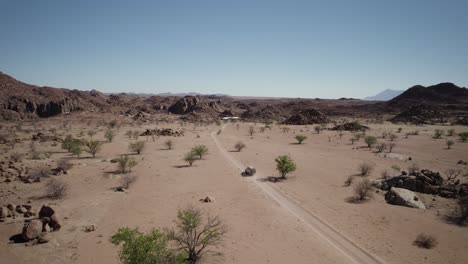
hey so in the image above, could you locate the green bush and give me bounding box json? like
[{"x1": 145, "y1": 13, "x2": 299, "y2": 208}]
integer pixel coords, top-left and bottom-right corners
[
  {"x1": 111, "y1": 228, "x2": 184, "y2": 264},
  {"x1": 295, "y1": 135, "x2": 307, "y2": 144},
  {"x1": 275, "y1": 155, "x2": 297, "y2": 179},
  {"x1": 364, "y1": 136, "x2": 377, "y2": 148},
  {"x1": 459, "y1": 132, "x2": 468, "y2": 143},
  {"x1": 192, "y1": 145, "x2": 208, "y2": 159},
  {"x1": 184, "y1": 151, "x2": 197, "y2": 166},
  {"x1": 129, "y1": 141, "x2": 145, "y2": 154},
  {"x1": 85, "y1": 140, "x2": 102, "y2": 158},
  {"x1": 105, "y1": 129, "x2": 115, "y2": 142}
]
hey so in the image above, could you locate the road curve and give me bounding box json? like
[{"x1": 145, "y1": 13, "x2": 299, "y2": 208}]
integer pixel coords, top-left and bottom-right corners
[{"x1": 210, "y1": 126, "x2": 384, "y2": 264}]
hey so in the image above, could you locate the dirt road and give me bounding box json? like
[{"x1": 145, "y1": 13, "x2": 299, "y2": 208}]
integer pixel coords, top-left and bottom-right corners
[{"x1": 211, "y1": 126, "x2": 384, "y2": 264}]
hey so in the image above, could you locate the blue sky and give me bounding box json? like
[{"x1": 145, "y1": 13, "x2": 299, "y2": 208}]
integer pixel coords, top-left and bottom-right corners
[{"x1": 1, "y1": 0, "x2": 467, "y2": 98}]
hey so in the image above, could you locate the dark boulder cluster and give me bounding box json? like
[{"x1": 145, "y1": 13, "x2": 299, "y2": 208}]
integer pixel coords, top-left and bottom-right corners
[
  {"x1": 389, "y1": 105, "x2": 447, "y2": 124},
  {"x1": 380, "y1": 169, "x2": 468, "y2": 198},
  {"x1": 331, "y1": 121, "x2": 369, "y2": 131},
  {"x1": 283, "y1": 108, "x2": 329, "y2": 125},
  {"x1": 140, "y1": 128, "x2": 184, "y2": 137}
]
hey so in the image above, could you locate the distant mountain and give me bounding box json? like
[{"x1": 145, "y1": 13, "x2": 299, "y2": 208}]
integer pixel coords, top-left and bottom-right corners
[
  {"x1": 364, "y1": 89, "x2": 404, "y2": 101},
  {"x1": 388, "y1": 82, "x2": 468, "y2": 107}
]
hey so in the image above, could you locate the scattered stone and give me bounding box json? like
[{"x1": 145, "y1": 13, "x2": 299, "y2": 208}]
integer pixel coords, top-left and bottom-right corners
[
  {"x1": 389, "y1": 104, "x2": 447, "y2": 124},
  {"x1": 83, "y1": 225, "x2": 96, "y2": 232},
  {"x1": 385, "y1": 187, "x2": 426, "y2": 209},
  {"x1": 457, "y1": 160, "x2": 468, "y2": 165},
  {"x1": 39, "y1": 205, "x2": 61, "y2": 231},
  {"x1": 199, "y1": 197, "x2": 213, "y2": 203}
]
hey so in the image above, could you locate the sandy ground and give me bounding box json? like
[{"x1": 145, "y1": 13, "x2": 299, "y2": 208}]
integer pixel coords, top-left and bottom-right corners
[{"x1": 0, "y1": 119, "x2": 467, "y2": 263}]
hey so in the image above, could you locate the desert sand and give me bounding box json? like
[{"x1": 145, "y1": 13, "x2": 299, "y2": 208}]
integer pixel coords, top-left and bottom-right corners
[{"x1": 0, "y1": 118, "x2": 467, "y2": 264}]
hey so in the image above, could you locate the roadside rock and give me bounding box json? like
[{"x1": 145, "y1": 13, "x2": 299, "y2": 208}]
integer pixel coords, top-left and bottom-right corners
[
  {"x1": 22, "y1": 219, "x2": 44, "y2": 241},
  {"x1": 385, "y1": 187, "x2": 426, "y2": 209},
  {"x1": 283, "y1": 108, "x2": 329, "y2": 125}
]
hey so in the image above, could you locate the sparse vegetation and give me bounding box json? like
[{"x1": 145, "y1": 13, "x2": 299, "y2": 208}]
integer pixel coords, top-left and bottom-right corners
[
  {"x1": 352, "y1": 179, "x2": 373, "y2": 201},
  {"x1": 184, "y1": 151, "x2": 197, "y2": 166},
  {"x1": 85, "y1": 140, "x2": 102, "y2": 158},
  {"x1": 192, "y1": 145, "x2": 208, "y2": 159},
  {"x1": 388, "y1": 142, "x2": 396, "y2": 152},
  {"x1": 120, "y1": 175, "x2": 137, "y2": 189},
  {"x1": 248, "y1": 126, "x2": 255, "y2": 136},
  {"x1": 364, "y1": 136, "x2": 377, "y2": 148},
  {"x1": 105, "y1": 129, "x2": 115, "y2": 142},
  {"x1": 10, "y1": 152, "x2": 23, "y2": 162},
  {"x1": 275, "y1": 155, "x2": 297, "y2": 179},
  {"x1": 111, "y1": 228, "x2": 183, "y2": 264},
  {"x1": 450, "y1": 197, "x2": 468, "y2": 226},
  {"x1": 389, "y1": 134, "x2": 398, "y2": 141},
  {"x1": 117, "y1": 155, "x2": 138, "y2": 174},
  {"x1": 358, "y1": 162, "x2": 374, "y2": 176},
  {"x1": 44, "y1": 178, "x2": 69, "y2": 199},
  {"x1": 458, "y1": 132, "x2": 468, "y2": 143},
  {"x1": 314, "y1": 125, "x2": 322, "y2": 134},
  {"x1": 413, "y1": 233, "x2": 438, "y2": 249},
  {"x1": 447, "y1": 128, "x2": 455, "y2": 136},
  {"x1": 87, "y1": 129, "x2": 97, "y2": 139},
  {"x1": 166, "y1": 206, "x2": 227, "y2": 264},
  {"x1": 433, "y1": 129, "x2": 444, "y2": 139},
  {"x1": 295, "y1": 134, "x2": 307, "y2": 144},
  {"x1": 165, "y1": 139, "x2": 174, "y2": 150},
  {"x1": 446, "y1": 140, "x2": 454, "y2": 149},
  {"x1": 375, "y1": 142, "x2": 387, "y2": 153},
  {"x1": 234, "y1": 141, "x2": 246, "y2": 152},
  {"x1": 129, "y1": 141, "x2": 145, "y2": 154}
]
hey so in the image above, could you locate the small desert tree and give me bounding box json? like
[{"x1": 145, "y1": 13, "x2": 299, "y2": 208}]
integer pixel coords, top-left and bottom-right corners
[
  {"x1": 116, "y1": 155, "x2": 137, "y2": 174},
  {"x1": 44, "y1": 178, "x2": 69, "y2": 199},
  {"x1": 111, "y1": 228, "x2": 183, "y2": 264},
  {"x1": 248, "y1": 126, "x2": 255, "y2": 136},
  {"x1": 192, "y1": 145, "x2": 208, "y2": 159},
  {"x1": 446, "y1": 140, "x2": 454, "y2": 149},
  {"x1": 447, "y1": 128, "x2": 455, "y2": 136},
  {"x1": 389, "y1": 134, "x2": 398, "y2": 141},
  {"x1": 314, "y1": 125, "x2": 322, "y2": 134},
  {"x1": 458, "y1": 132, "x2": 468, "y2": 142},
  {"x1": 85, "y1": 140, "x2": 102, "y2": 158},
  {"x1": 364, "y1": 136, "x2": 377, "y2": 148},
  {"x1": 275, "y1": 155, "x2": 297, "y2": 179},
  {"x1": 184, "y1": 151, "x2": 197, "y2": 166},
  {"x1": 62, "y1": 135, "x2": 74, "y2": 152},
  {"x1": 433, "y1": 129, "x2": 444, "y2": 139},
  {"x1": 234, "y1": 141, "x2": 246, "y2": 152},
  {"x1": 375, "y1": 142, "x2": 387, "y2": 153},
  {"x1": 451, "y1": 197, "x2": 468, "y2": 226},
  {"x1": 105, "y1": 129, "x2": 115, "y2": 142},
  {"x1": 295, "y1": 135, "x2": 307, "y2": 144},
  {"x1": 129, "y1": 141, "x2": 145, "y2": 154},
  {"x1": 70, "y1": 141, "x2": 82, "y2": 158},
  {"x1": 388, "y1": 142, "x2": 396, "y2": 152},
  {"x1": 166, "y1": 206, "x2": 227, "y2": 264},
  {"x1": 165, "y1": 139, "x2": 174, "y2": 150},
  {"x1": 125, "y1": 130, "x2": 133, "y2": 139}
]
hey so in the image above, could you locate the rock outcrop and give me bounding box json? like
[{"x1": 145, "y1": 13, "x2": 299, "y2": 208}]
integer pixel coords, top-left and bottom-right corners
[
  {"x1": 283, "y1": 108, "x2": 329, "y2": 125},
  {"x1": 385, "y1": 187, "x2": 426, "y2": 209},
  {"x1": 389, "y1": 105, "x2": 447, "y2": 124},
  {"x1": 331, "y1": 121, "x2": 369, "y2": 131},
  {"x1": 380, "y1": 169, "x2": 468, "y2": 198}
]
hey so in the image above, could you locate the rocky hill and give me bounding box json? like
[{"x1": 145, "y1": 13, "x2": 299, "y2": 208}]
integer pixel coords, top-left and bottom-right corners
[{"x1": 388, "y1": 83, "x2": 468, "y2": 108}]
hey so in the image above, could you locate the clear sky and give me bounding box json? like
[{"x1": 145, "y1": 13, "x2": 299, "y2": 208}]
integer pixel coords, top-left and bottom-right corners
[{"x1": 1, "y1": 0, "x2": 467, "y2": 98}]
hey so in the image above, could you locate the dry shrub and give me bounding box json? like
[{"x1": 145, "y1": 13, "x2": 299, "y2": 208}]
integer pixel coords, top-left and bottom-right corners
[
  {"x1": 344, "y1": 175, "x2": 354, "y2": 187},
  {"x1": 120, "y1": 175, "x2": 137, "y2": 189},
  {"x1": 353, "y1": 179, "x2": 373, "y2": 201},
  {"x1": 44, "y1": 179, "x2": 69, "y2": 199},
  {"x1": 57, "y1": 158, "x2": 73, "y2": 171},
  {"x1": 413, "y1": 233, "x2": 438, "y2": 249},
  {"x1": 29, "y1": 167, "x2": 51, "y2": 182},
  {"x1": 358, "y1": 162, "x2": 374, "y2": 176},
  {"x1": 10, "y1": 152, "x2": 24, "y2": 162}
]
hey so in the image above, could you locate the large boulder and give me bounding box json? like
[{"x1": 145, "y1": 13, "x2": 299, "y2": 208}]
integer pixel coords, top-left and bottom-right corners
[
  {"x1": 39, "y1": 205, "x2": 61, "y2": 231},
  {"x1": 21, "y1": 219, "x2": 44, "y2": 241},
  {"x1": 385, "y1": 187, "x2": 426, "y2": 209}
]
